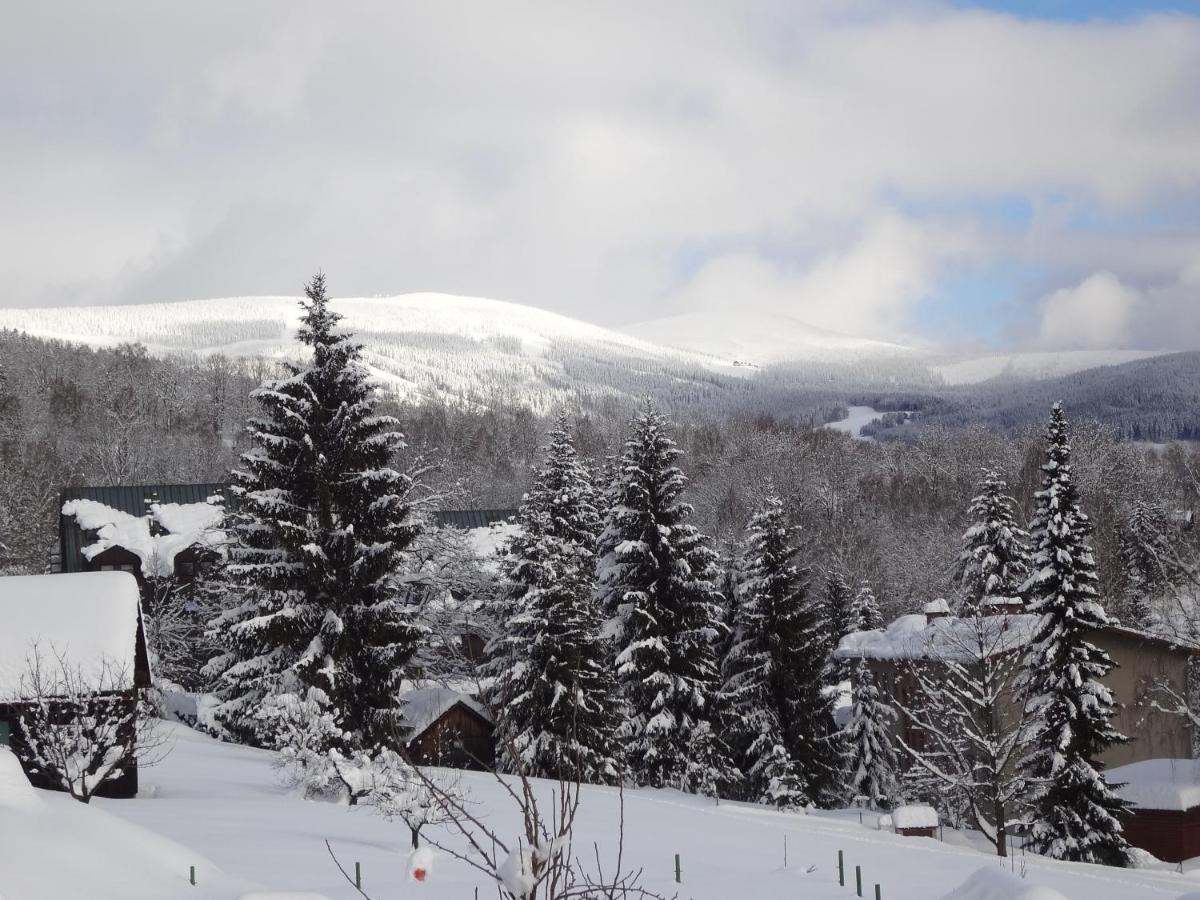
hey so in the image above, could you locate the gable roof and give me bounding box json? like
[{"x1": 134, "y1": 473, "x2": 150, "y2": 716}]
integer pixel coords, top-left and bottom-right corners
[
  {"x1": 838, "y1": 611, "x2": 1200, "y2": 663},
  {"x1": 400, "y1": 686, "x2": 493, "y2": 741},
  {"x1": 0, "y1": 572, "x2": 148, "y2": 698},
  {"x1": 59, "y1": 483, "x2": 225, "y2": 573},
  {"x1": 433, "y1": 509, "x2": 517, "y2": 530}
]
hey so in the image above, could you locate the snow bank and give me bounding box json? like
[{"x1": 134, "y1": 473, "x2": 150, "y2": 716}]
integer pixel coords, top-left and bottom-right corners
[
  {"x1": 238, "y1": 894, "x2": 330, "y2": 900},
  {"x1": 893, "y1": 805, "x2": 938, "y2": 829},
  {"x1": 0, "y1": 746, "x2": 41, "y2": 811},
  {"x1": 62, "y1": 497, "x2": 224, "y2": 579},
  {"x1": 0, "y1": 571, "x2": 141, "y2": 696},
  {"x1": 838, "y1": 613, "x2": 1038, "y2": 662},
  {"x1": 465, "y1": 521, "x2": 521, "y2": 569},
  {"x1": 940, "y1": 867, "x2": 1068, "y2": 900},
  {"x1": 1107, "y1": 758, "x2": 1200, "y2": 812}
]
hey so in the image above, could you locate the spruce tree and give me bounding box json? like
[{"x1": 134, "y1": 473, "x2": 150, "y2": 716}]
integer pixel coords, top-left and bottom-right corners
[
  {"x1": 844, "y1": 655, "x2": 898, "y2": 809},
  {"x1": 1020, "y1": 403, "x2": 1131, "y2": 866},
  {"x1": 722, "y1": 496, "x2": 835, "y2": 808},
  {"x1": 488, "y1": 414, "x2": 623, "y2": 783},
  {"x1": 823, "y1": 571, "x2": 854, "y2": 688},
  {"x1": 597, "y1": 401, "x2": 733, "y2": 795},
  {"x1": 849, "y1": 581, "x2": 884, "y2": 633},
  {"x1": 207, "y1": 273, "x2": 423, "y2": 750},
  {"x1": 955, "y1": 470, "x2": 1030, "y2": 616},
  {"x1": 1119, "y1": 500, "x2": 1171, "y2": 627}
]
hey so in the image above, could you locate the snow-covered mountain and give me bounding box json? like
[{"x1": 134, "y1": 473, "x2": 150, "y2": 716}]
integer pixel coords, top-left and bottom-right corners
[
  {"x1": 0, "y1": 293, "x2": 743, "y2": 412},
  {"x1": 622, "y1": 309, "x2": 911, "y2": 366}
]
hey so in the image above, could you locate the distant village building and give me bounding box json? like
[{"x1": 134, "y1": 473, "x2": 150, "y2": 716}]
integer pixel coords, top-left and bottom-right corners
[
  {"x1": 1108, "y1": 758, "x2": 1200, "y2": 863},
  {"x1": 0, "y1": 571, "x2": 151, "y2": 798},
  {"x1": 837, "y1": 601, "x2": 1196, "y2": 769}
]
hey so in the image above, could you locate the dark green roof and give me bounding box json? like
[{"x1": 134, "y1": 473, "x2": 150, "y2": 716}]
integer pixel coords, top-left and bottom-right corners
[
  {"x1": 432, "y1": 509, "x2": 517, "y2": 529},
  {"x1": 58, "y1": 483, "x2": 225, "y2": 574}
]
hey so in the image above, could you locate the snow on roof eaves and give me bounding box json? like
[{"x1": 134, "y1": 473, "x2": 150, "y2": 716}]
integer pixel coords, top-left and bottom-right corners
[
  {"x1": 1107, "y1": 758, "x2": 1200, "y2": 812},
  {"x1": 400, "y1": 686, "x2": 493, "y2": 739},
  {"x1": 0, "y1": 572, "x2": 142, "y2": 697},
  {"x1": 892, "y1": 805, "x2": 938, "y2": 829},
  {"x1": 836, "y1": 614, "x2": 1039, "y2": 663}
]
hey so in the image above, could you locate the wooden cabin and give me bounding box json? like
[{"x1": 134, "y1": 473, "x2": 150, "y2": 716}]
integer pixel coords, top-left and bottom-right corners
[
  {"x1": 401, "y1": 686, "x2": 495, "y2": 771},
  {"x1": 0, "y1": 571, "x2": 151, "y2": 798},
  {"x1": 1108, "y1": 759, "x2": 1200, "y2": 863}
]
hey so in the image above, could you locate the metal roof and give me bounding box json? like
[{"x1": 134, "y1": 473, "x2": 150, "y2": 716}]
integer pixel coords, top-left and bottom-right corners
[
  {"x1": 58, "y1": 483, "x2": 226, "y2": 574},
  {"x1": 432, "y1": 509, "x2": 517, "y2": 530},
  {"x1": 57, "y1": 482, "x2": 514, "y2": 572}
]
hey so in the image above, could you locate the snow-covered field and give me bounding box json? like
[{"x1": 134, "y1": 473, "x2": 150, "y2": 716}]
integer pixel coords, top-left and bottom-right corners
[
  {"x1": 823, "y1": 406, "x2": 888, "y2": 441},
  {"x1": 4, "y1": 723, "x2": 1198, "y2": 900}
]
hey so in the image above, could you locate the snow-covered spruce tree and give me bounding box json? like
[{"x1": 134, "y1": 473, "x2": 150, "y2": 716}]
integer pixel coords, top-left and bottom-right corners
[
  {"x1": 1020, "y1": 403, "x2": 1131, "y2": 866},
  {"x1": 722, "y1": 496, "x2": 836, "y2": 808},
  {"x1": 823, "y1": 570, "x2": 854, "y2": 689},
  {"x1": 955, "y1": 470, "x2": 1030, "y2": 616},
  {"x1": 488, "y1": 414, "x2": 624, "y2": 783},
  {"x1": 849, "y1": 581, "x2": 884, "y2": 633},
  {"x1": 597, "y1": 401, "x2": 734, "y2": 796},
  {"x1": 844, "y1": 654, "x2": 898, "y2": 810},
  {"x1": 1119, "y1": 499, "x2": 1172, "y2": 627},
  {"x1": 206, "y1": 273, "x2": 423, "y2": 751}
]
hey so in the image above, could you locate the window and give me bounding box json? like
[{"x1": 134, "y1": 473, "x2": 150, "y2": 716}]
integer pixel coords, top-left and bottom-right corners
[
  {"x1": 100, "y1": 564, "x2": 136, "y2": 573},
  {"x1": 0, "y1": 720, "x2": 9, "y2": 747}
]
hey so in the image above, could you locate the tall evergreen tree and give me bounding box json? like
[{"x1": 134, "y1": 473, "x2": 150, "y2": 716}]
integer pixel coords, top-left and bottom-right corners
[
  {"x1": 823, "y1": 570, "x2": 854, "y2": 688},
  {"x1": 844, "y1": 654, "x2": 898, "y2": 809},
  {"x1": 597, "y1": 401, "x2": 733, "y2": 795},
  {"x1": 1020, "y1": 403, "x2": 1131, "y2": 866},
  {"x1": 722, "y1": 496, "x2": 836, "y2": 808},
  {"x1": 488, "y1": 414, "x2": 624, "y2": 783},
  {"x1": 955, "y1": 470, "x2": 1031, "y2": 616},
  {"x1": 1119, "y1": 500, "x2": 1171, "y2": 627},
  {"x1": 206, "y1": 273, "x2": 423, "y2": 750}
]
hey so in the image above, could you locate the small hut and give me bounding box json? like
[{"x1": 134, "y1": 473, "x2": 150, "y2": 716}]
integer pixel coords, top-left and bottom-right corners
[
  {"x1": 1108, "y1": 758, "x2": 1200, "y2": 863},
  {"x1": 891, "y1": 805, "x2": 939, "y2": 838},
  {"x1": 0, "y1": 571, "x2": 150, "y2": 798},
  {"x1": 401, "y1": 686, "x2": 495, "y2": 771}
]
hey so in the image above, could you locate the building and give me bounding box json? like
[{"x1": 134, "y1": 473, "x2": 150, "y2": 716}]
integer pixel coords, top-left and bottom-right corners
[
  {"x1": 1108, "y1": 758, "x2": 1200, "y2": 863},
  {"x1": 0, "y1": 571, "x2": 151, "y2": 798},
  {"x1": 837, "y1": 601, "x2": 1196, "y2": 769},
  {"x1": 400, "y1": 686, "x2": 495, "y2": 770},
  {"x1": 58, "y1": 482, "x2": 226, "y2": 586}
]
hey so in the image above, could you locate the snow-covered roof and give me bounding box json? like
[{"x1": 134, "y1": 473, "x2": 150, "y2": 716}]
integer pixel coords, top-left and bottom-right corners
[
  {"x1": 0, "y1": 572, "x2": 143, "y2": 697},
  {"x1": 837, "y1": 613, "x2": 1039, "y2": 663},
  {"x1": 62, "y1": 497, "x2": 224, "y2": 578},
  {"x1": 1107, "y1": 758, "x2": 1200, "y2": 812},
  {"x1": 400, "y1": 686, "x2": 493, "y2": 739},
  {"x1": 464, "y1": 522, "x2": 522, "y2": 573},
  {"x1": 892, "y1": 805, "x2": 938, "y2": 829},
  {"x1": 923, "y1": 598, "x2": 951, "y2": 615}
]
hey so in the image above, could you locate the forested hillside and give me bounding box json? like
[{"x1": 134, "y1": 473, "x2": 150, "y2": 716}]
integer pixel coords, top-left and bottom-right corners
[{"x1": 4, "y1": 327, "x2": 1198, "y2": 632}]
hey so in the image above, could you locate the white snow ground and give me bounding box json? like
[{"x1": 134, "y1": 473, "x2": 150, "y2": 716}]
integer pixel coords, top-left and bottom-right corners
[{"x1": 3, "y1": 723, "x2": 1198, "y2": 899}]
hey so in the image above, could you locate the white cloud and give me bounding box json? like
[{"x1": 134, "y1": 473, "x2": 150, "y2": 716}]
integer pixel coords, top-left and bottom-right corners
[
  {"x1": 1, "y1": 2, "x2": 1199, "y2": 348},
  {"x1": 1036, "y1": 272, "x2": 1139, "y2": 350}
]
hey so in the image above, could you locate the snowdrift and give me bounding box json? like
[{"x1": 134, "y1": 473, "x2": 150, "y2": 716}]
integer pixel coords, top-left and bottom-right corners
[{"x1": 941, "y1": 867, "x2": 1068, "y2": 900}]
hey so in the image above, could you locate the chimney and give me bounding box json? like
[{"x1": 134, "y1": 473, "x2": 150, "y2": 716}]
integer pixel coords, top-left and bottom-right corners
[{"x1": 924, "y1": 598, "x2": 951, "y2": 624}]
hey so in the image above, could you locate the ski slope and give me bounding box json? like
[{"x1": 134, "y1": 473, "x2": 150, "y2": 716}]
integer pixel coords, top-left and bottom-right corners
[{"x1": 3, "y1": 723, "x2": 1196, "y2": 899}]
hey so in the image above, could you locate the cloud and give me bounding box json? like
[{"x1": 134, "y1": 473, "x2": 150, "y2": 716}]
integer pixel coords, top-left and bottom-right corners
[
  {"x1": 1035, "y1": 272, "x2": 1139, "y2": 350},
  {"x1": 1, "y1": 2, "x2": 1199, "y2": 348}
]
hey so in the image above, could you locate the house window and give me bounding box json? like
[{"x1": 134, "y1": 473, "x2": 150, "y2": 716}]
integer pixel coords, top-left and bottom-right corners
[
  {"x1": 100, "y1": 564, "x2": 136, "y2": 573},
  {"x1": 0, "y1": 720, "x2": 9, "y2": 747}
]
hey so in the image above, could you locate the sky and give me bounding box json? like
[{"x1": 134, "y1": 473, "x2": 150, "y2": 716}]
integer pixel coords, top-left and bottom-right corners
[{"x1": 2, "y1": 1, "x2": 1199, "y2": 351}]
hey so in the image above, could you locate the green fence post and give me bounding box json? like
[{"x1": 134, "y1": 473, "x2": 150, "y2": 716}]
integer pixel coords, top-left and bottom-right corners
[
  {"x1": 855, "y1": 865, "x2": 863, "y2": 897},
  {"x1": 189, "y1": 866, "x2": 195, "y2": 886},
  {"x1": 838, "y1": 850, "x2": 845, "y2": 886},
  {"x1": 674, "y1": 853, "x2": 681, "y2": 883},
  {"x1": 875, "y1": 884, "x2": 881, "y2": 900},
  {"x1": 355, "y1": 861, "x2": 362, "y2": 889}
]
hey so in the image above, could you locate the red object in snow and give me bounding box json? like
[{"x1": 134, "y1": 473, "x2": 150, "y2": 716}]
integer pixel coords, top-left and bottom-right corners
[{"x1": 413, "y1": 867, "x2": 427, "y2": 882}]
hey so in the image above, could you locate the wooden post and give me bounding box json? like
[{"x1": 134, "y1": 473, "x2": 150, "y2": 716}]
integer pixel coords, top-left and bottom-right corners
[
  {"x1": 189, "y1": 866, "x2": 195, "y2": 886},
  {"x1": 355, "y1": 861, "x2": 362, "y2": 889},
  {"x1": 855, "y1": 865, "x2": 863, "y2": 897},
  {"x1": 838, "y1": 850, "x2": 844, "y2": 886},
  {"x1": 674, "y1": 853, "x2": 681, "y2": 883}
]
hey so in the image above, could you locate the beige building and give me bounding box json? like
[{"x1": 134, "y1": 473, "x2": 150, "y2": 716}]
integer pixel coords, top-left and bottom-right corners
[{"x1": 838, "y1": 602, "x2": 1195, "y2": 769}]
